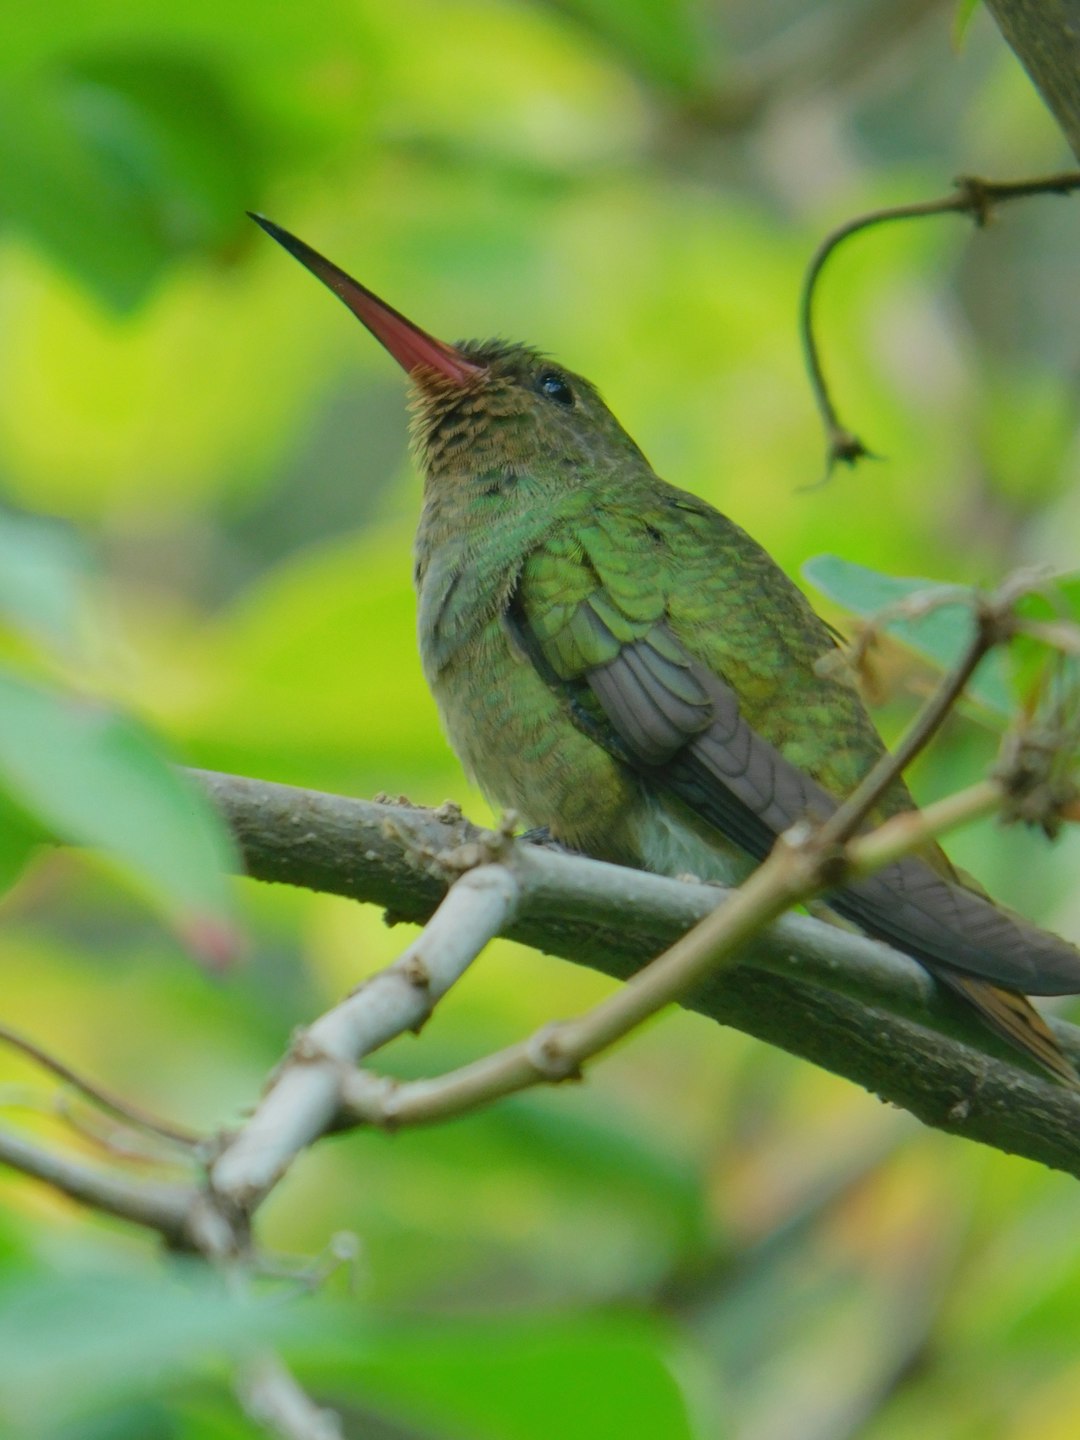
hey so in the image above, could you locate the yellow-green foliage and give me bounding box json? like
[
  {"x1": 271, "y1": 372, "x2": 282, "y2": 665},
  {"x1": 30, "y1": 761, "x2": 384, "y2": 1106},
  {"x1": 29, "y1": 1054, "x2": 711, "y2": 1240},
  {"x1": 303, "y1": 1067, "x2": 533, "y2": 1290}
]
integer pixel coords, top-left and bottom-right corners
[{"x1": 1, "y1": 3, "x2": 1079, "y2": 1437}]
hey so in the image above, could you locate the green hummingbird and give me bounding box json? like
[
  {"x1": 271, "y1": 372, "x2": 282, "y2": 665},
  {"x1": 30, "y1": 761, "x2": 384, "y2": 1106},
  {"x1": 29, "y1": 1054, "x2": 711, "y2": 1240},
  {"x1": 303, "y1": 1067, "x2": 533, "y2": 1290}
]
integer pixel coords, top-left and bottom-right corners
[{"x1": 252, "y1": 213, "x2": 1080, "y2": 1085}]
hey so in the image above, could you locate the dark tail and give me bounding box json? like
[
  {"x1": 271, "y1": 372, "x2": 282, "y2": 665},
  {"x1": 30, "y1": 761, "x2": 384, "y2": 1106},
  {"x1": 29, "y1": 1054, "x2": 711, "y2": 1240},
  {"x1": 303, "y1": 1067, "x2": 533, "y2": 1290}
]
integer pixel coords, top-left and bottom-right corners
[{"x1": 937, "y1": 972, "x2": 1079, "y2": 1086}]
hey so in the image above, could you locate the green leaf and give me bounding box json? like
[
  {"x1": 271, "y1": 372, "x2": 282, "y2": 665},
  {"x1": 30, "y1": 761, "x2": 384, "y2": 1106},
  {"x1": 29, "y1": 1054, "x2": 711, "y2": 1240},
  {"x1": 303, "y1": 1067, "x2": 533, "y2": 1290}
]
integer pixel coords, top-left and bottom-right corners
[
  {"x1": 0, "y1": 1265, "x2": 287, "y2": 1431},
  {"x1": 802, "y1": 554, "x2": 1013, "y2": 716},
  {"x1": 308, "y1": 1310, "x2": 716, "y2": 1440},
  {"x1": 0, "y1": 54, "x2": 257, "y2": 311},
  {"x1": 0, "y1": 509, "x2": 94, "y2": 653},
  {"x1": 0, "y1": 787, "x2": 50, "y2": 900},
  {"x1": 553, "y1": 0, "x2": 713, "y2": 95},
  {"x1": 952, "y1": 0, "x2": 983, "y2": 50},
  {"x1": 0, "y1": 667, "x2": 238, "y2": 958},
  {"x1": 1007, "y1": 574, "x2": 1080, "y2": 708}
]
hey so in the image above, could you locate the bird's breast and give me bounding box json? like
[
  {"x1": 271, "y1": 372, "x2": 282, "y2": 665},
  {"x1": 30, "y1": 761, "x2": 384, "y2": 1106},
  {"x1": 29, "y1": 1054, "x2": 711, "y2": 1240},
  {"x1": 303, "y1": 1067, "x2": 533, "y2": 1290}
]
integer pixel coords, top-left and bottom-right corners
[{"x1": 417, "y1": 574, "x2": 645, "y2": 862}]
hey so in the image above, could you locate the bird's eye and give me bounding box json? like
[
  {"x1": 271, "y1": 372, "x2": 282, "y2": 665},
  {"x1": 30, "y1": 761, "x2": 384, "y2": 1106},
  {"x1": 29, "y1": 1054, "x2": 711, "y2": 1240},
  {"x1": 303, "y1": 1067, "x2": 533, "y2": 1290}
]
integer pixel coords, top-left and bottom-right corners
[{"x1": 538, "y1": 370, "x2": 574, "y2": 407}]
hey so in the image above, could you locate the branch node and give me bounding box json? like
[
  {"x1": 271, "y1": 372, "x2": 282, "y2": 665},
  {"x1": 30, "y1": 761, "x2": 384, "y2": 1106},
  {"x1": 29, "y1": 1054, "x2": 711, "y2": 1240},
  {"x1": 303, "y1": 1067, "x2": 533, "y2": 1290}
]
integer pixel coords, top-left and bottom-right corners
[
  {"x1": 828, "y1": 428, "x2": 879, "y2": 474},
  {"x1": 438, "y1": 814, "x2": 519, "y2": 874},
  {"x1": 186, "y1": 1192, "x2": 249, "y2": 1260},
  {"x1": 402, "y1": 952, "x2": 431, "y2": 991},
  {"x1": 340, "y1": 1071, "x2": 403, "y2": 1129},
  {"x1": 954, "y1": 174, "x2": 994, "y2": 227},
  {"x1": 290, "y1": 1029, "x2": 333, "y2": 1065},
  {"x1": 526, "y1": 1025, "x2": 582, "y2": 1083},
  {"x1": 946, "y1": 1095, "x2": 973, "y2": 1123}
]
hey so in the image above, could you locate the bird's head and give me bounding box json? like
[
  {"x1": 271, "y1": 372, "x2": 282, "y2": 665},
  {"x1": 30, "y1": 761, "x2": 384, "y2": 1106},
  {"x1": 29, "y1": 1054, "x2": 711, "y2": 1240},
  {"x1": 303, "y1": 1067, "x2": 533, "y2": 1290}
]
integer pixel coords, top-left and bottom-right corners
[{"x1": 251, "y1": 216, "x2": 646, "y2": 485}]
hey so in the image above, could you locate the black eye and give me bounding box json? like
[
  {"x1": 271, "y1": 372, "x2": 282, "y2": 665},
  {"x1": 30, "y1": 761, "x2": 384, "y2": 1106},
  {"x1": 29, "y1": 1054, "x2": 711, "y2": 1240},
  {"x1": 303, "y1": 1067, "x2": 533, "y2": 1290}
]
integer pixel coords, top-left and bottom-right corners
[{"x1": 538, "y1": 370, "x2": 574, "y2": 407}]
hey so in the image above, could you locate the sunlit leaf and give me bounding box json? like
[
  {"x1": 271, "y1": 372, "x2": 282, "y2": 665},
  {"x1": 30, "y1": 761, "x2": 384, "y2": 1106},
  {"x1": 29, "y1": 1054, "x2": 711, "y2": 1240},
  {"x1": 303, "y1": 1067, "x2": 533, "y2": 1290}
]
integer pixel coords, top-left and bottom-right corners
[{"x1": 802, "y1": 554, "x2": 1013, "y2": 716}]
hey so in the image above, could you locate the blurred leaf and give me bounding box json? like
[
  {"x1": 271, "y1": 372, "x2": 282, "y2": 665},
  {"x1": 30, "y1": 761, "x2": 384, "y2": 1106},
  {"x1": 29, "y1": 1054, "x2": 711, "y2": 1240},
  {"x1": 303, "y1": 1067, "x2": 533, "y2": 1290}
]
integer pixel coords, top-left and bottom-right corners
[
  {"x1": 0, "y1": 509, "x2": 94, "y2": 653},
  {"x1": 0, "y1": 787, "x2": 50, "y2": 900},
  {"x1": 0, "y1": 1271, "x2": 718, "y2": 1438},
  {"x1": 307, "y1": 1310, "x2": 715, "y2": 1440},
  {"x1": 550, "y1": 0, "x2": 712, "y2": 95},
  {"x1": 802, "y1": 554, "x2": 1013, "y2": 716},
  {"x1": 63, "y1": 50, "x2": 261, "y2": 253},
  {"x1": 974, "y1": 363, "x2": 1078, "y2": 510},
  {"x1": 952, "y1": 0, "x2": 983, "y2": 50},
  {"x1": 0, "y1": 667, "x2": 237, "y2": 955},
  {"x1": 0, "y1": 53, "x2": 256, "y2": 311},
  {"x1": 1007, "y1": 574, "x2": 1080, "y2": 717},
  {"x1": 0, "y1": 1266, "x2": 287, "y2": 1431},
  {"x1": 180, "y1": 525, "x2": 448, "y2": 793}
]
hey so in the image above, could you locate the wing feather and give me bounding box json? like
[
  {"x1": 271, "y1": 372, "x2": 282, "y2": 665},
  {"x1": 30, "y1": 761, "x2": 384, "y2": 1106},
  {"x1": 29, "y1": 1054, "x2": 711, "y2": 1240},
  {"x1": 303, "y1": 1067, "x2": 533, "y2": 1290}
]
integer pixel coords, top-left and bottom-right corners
[{"x1": 516, "y1": 558, "x2": 1080, "y2": 999}]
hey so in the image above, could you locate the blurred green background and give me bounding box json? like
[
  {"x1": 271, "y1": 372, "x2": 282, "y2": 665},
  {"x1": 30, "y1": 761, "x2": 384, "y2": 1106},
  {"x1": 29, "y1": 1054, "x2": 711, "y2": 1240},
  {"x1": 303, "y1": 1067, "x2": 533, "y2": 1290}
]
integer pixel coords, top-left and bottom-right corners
[{"x1": 3, "y1": 1, "x2": 1080, "y2": 1436}]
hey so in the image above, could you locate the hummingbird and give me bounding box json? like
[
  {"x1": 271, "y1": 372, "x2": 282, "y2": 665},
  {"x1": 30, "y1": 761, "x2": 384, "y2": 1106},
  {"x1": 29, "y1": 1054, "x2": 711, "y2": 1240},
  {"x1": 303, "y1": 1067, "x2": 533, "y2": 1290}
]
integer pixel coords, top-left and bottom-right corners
[{"x1": 251, "y1": 213, "x2": 1080, "y2": 1085}]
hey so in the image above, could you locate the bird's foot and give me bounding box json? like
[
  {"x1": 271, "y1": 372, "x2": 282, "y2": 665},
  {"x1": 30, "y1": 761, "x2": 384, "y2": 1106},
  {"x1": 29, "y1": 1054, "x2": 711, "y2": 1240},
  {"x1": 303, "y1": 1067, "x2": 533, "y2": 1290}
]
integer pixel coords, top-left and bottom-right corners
[{"x1": 518, "y1": 826, "x2": 581, "y2": 856}]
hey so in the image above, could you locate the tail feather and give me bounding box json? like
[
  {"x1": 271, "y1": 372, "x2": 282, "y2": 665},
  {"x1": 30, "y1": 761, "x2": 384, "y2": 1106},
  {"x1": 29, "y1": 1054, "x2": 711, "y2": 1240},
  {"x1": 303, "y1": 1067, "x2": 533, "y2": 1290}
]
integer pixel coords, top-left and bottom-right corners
[{"x1": 937, "y1": 972, "x2": 1079, "y2": 1087}]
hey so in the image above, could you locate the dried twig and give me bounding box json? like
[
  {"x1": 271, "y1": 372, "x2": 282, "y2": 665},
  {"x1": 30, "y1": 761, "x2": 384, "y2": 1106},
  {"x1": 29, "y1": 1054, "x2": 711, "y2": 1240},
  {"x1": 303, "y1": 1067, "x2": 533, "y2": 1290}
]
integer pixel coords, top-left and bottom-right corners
[
  {"x1": 823, "y1": 573, "x2": 1038, "y2": 844},
  {"x1": 0, "y1": 1125, "x2": 197, "y2": 1243},
  {"x1": 800, "y1": 171, "x2": 1080, "y2": 476},
  {"x1": 0, "y1": 1021, "x2": 198, "y2": 1148}
]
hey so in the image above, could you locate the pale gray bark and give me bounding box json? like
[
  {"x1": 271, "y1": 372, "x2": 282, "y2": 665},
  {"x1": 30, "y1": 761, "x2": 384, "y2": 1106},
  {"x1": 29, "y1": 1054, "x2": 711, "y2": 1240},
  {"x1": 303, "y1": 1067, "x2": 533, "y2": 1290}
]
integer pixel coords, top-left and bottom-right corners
[{"x1": 192, "y1": 769, "x2": 1080, "y2": 1179}]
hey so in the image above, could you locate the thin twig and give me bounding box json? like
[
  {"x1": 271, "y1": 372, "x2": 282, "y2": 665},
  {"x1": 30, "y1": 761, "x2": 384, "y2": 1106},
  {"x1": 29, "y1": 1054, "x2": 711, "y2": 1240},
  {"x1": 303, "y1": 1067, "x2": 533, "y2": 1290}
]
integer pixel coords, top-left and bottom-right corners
[
  {"x1": 0, "y1": 1125, "x2": 196, "y2": 1242},
  {"x1": 209, "y1": 861, "x2": 521, "y2": 1212},
  {"x1": 827, "y1": 584, "x2": 975, "y2": 677},
  {"x1": 342, "y1": 777, "x2": 1009, "y2": 1131},
  {"x1": 848, "y1": 778, "x2": 1003, "y2": 870},
  {"x1": 823, "y1": 575, "x2": 1037, "y2": 845},
  {"x1": 0, "y1": 1022, "x2": 199, "y2": 1149},
  {"x1": 238, "y1": 1354, "x2": 343, "y2": 1440},
  {"x1": 800, "y1": 171, "x2": 1080, "y2": 477}
]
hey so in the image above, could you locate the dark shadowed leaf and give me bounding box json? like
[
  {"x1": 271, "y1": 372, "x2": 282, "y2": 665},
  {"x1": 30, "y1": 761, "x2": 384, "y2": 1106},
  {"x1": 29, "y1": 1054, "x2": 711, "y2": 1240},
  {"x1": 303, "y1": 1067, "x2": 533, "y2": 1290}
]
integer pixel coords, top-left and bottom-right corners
[{"x1": 0, "y1": 53, "x2": 257, "y2": 310}]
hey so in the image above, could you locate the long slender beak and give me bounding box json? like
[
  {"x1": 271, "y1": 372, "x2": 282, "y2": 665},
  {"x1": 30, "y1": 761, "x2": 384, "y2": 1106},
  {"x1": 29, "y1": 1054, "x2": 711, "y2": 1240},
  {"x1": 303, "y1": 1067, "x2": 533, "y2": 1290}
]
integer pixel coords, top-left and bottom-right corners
[{"x1": 249, "y1": 213, "x2": 485, "y2": 388}]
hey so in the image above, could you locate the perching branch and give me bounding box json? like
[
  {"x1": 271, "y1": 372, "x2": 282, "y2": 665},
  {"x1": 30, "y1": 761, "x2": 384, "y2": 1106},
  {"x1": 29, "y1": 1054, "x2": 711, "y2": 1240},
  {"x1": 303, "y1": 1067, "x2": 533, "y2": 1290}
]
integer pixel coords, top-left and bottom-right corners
[
  {"x1": 187, "y1": 768, "x2": 1080, "y2": 1176},
  {"x1": 339, "y1": 778, "x2": 1005, "y2": 1131},
  {"x1": 210, "y1": 860, "x2": 521, "y2": 1210},
  {"x1": 800, "y1": 171, "x2": 1080, "y2": 476}
]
